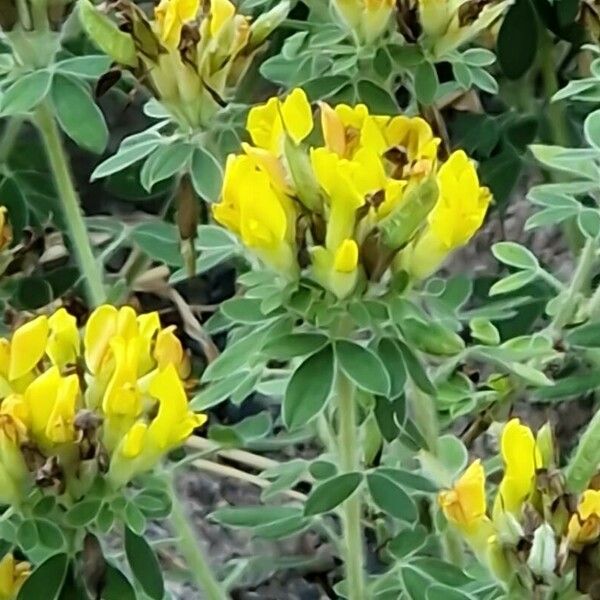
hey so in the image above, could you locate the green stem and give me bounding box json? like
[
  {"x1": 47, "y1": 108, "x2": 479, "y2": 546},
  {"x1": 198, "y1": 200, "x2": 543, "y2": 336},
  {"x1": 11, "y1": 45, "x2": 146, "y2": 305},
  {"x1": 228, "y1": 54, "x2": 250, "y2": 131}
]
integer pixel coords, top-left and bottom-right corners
[
  {"x1": 549, "y1": 238, "x2": 596, "y2": 333},
  {"x1": 34, "y1": 103, "x2": 106, "y2": 307},
  {"x1": 336, "y1": 371, "x2": 366, "y2": 600},
  {"x1": 540, "y1": 36, "x2": 569, "y2": 148},
  {"x1": 587, "y1": 278, "x2": 600, "y2": 321},
  {"x1": 0, "y1": 117, "x2": 23, "y2": 165},
  {"x1": 564, "y1": 407, "x2": 600, "y2": 494},
  {"x1": 168, "y1": 479, "x2": 229, "y2": 600}
]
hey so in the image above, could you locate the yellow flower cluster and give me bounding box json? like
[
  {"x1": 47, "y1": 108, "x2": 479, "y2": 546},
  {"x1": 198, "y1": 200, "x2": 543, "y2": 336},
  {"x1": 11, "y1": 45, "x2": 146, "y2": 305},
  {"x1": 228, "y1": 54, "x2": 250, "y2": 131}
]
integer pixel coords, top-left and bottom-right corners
[
  {"x1": 332, "y1": 0, "x2": 395, "y2": 44},
  {"x1": 213, "y1": 88, "x2": 490, "y2": 298},
  {"x1": 86, "y1": 0, "x2": 288, "y2": 129},
  {"x1": 417, "y1": 0, "x2": 511, "y2": 56},
  {"x1": 439, "y1": 419, "x2": 600, "y2": 580},
  {"x1": 0, "y1": 305, "x2": 205, "y2": 503},
  {"x1": 0, "y1": 554, "x2": 29, "y2": 600}
]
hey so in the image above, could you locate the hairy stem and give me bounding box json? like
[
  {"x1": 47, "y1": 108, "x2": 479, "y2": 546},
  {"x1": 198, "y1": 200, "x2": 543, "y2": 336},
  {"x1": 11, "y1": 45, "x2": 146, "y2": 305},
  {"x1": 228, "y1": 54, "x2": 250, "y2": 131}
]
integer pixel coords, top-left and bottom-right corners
[
  {"x1": 0, "y1": 118, "x2": 23, "y2": 165},
  {"x1": 336, "y1": 371, "x2": 366, "y2": 600},
  {"x1": 168, "y1": 477, "x2": 229, "y2": 600},
  {"x1": 35, "y1": 103, "x2": 106, "y2": 307},
  {"x1": 550, "y1": 238, "x2": 596, "y2": 333}
]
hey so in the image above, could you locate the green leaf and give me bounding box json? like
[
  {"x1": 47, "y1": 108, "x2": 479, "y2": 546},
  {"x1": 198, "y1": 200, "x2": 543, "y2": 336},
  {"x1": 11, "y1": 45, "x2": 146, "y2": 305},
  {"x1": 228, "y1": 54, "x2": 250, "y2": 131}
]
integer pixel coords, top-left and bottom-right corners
[
  {"x1": 91, "y1": 139, "x2": 160, "y2": 180},
  {"x1": 17, "y1": 520, "x2": 37, "y2": 551},
  {"x1": 51, "y1": 74, "x2": 108, "y2": 154},
  {"x1": 308, "y1": 460, "x2": 338, "y2": 480},
  {"x1": 396, "y1": 341, "x2": 436, "y2": 394},
  {"x1": 367, "y1": 472, "x2": 417, "y2": 522},
  {"x1": 414, "y1": 62, "x2": 438, "y2": 105},
  {"x1": 211, "y1": 506, "x2": 301, "y2": 527},
  {"x1": 17, "y1": 553, "x2": 68, "y2": 600},
  {"x1": 401, "y1": 565, "x2": 430, "y2": 600},
  {"x1": 124, "y1": 527, "x2": 164, "y2": 600},
  {"x1": 489, "y1": 270, "x2": 537, "y2": 296},
  {"x1": 262, "y1": 333, "x2": 328, "y2": 360},
  {"x1": 191, "y1": 370, "x2": 252, "y2": 410},
  {"x1": 461, "y1": 48, "x2": 496, "y2": 67},
  {"x1": 534, "y1": 371, "x2": 600, "y2": 401},
  {"x1": 585, "y1": 109, "x2": 600, "y2": 150},
  {"x1": 131, "y1": 221, "x2": 183, "y2": 267},
  {"x1": 470, "y1": 317, "x2": 500, "y2": 345},
  {"x1": 376, "y1": 467, "x2": 438, "y2": 493},
  {"x1": 426, "y1": 585, "x2": 475, "y2": 600},
  {"x1": 401, "y1": 319, "x2": 465, "y2": 356},
  {"x1": 55, "y1": 55, "x2": 111, "y2": 78},
  {"x1": 578, "y1": 208, "x2": 600, "y2": 238},
  {"x1": 221, "y1": 298, "x2": 271, "y2": 324},
  {"x1": 124, "y1": 502, "x2": 146, "y2": 535},
  {"x1": 283, "y1": 345, "x2": 334, "y2": 430},
  {"x1": 356, "y1": 80, "x2": 397, "y2": 113},
  {"x1": 377, "y1": 338, "x2": 407, "y2": 398},
  {"x1": 190, "y1": 147, "x2": 223, "y2": 203},
  {"x1": 497, "y1": 0, "x2": 538, "y2": 79},
  {"x1": 388, "y1": 526, "x2": 428, "y2": 559},
  {"x1": 335, "y1": 340, "x2": 391, "y2": 396},
  {"x1": 567, "y1": 322, "x2": 600, "y2": 348},
  {"x1": 492, "y1": 242, "x2": 539, "y2": 270},
  {"x1": 65, "y1": 500, "x2": 102, "y2": 527},
  {"x1": 411, "y1": 557, "x2": 472, "y2": 586},
  {"x1": 1, "y1": 70, "x2": 52, "y2": 115},
  {"x1": 140, "y1": 143, "x2": 192, "y2": 191},
  {"x1": 304, "y1": 472, "x2": 362, "y2": 516},
  {"x1": 35, "y1": 519, "x2": 66, "y2": 551},
  {"x1": 103, "y1": 564, "x2": 137, "y2": 600}
]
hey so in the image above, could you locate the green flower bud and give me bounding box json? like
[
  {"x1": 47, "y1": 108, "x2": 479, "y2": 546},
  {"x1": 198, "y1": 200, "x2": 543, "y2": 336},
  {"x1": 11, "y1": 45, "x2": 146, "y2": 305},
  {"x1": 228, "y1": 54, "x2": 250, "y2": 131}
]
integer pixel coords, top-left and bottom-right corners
[
  {"x1": 79, "y1": 0, "x2": 137, "y2": 67},
  {"x1": 378, "y1": 176, "x2": 438, "y2": 250},
  {"x1": 527, "y1": 523, "x2": 557, "y2": 579}
]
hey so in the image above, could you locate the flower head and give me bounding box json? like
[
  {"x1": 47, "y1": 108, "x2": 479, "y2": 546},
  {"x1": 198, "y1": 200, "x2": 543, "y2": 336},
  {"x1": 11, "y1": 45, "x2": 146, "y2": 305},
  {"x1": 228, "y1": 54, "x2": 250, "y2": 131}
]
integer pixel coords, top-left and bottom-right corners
[
  {"x1": 332, "y1": 0, "x2": 395, "y2": 44},
  {"x1": 568, "y1": 490, "x2": 600, "y2": 545},
  {"x1": 0, "y1": 305, "x2": 205, "y2": 500},
  {"x1": 213, "y1": 88, "x2": 489, "y2": 297}
]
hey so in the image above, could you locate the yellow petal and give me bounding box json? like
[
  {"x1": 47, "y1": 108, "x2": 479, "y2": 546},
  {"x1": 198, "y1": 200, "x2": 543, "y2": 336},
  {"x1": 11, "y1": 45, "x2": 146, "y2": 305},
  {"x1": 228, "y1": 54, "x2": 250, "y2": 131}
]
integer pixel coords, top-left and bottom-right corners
[
  {"x1": 242, "y1": 143, "x2": 290, "y2": 193},
  {"x1": 320, "y1": 101, "x2": 346, "y2": 157},
  {"x1": 1, "y1": 394, "x2": 31, "y2": 430},
  {"x1": 333, "y1": 239, "x2": 359, "y2": 273},
  {"x1": 45, "y1": 375, "x2": 78, "y2": 444},
  {"x1": 47, "y1": 308, "x2": 80, "y2": 369},
  {"x1": 439, "y1": 459, "x2": 487, "y2": 530},
  {"x1": 429, "y1": 150, "x2": 490, "y2": 250},
  {"x1": 495, "y1": 418, "x2": 540, "y2": 515},
  {"x1": 280, "y1": 88, "x2": 313, "y2": 145},
  {"x1": 246, "y1": 97, "x2": 283, "y2": 153},
  {"x1": 25, "y1": 367, "x2": 61, "y2": 441},
  {"x1": 148, "y1": 365, "x2": 206, "y2": 450},
  {"x1": 154, "y1": 326, "x2": 188, "y2": 375},
  {"x1": 9, "y1": 316, "x2": 49, "y2": 381},
  {"x1": 121, "y1": 421, "x2": 148, "y2": 459},
  {"x1": 210, "y1": 0, "x2": 235, "y2": 37},
  {"x1": 84, "y1": 305, "x2": 118, "y2": 374}
]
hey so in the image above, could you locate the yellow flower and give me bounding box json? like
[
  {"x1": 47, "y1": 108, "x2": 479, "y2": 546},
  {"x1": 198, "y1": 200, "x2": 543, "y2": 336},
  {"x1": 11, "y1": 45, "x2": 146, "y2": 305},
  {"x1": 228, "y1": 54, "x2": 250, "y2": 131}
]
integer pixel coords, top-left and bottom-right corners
[
  {"x1": 311, "y1": 239, "x2": 360, "y2": 299},
  {"x1": 0, "y1": 554, "x2": 29, "y2": 600},
  {"x1": 213, "y1": 155, "x2": 298, "y2": 276},
  {"x1": 332, "y1": 0, "x2": 395, "y2": 44},
  {"x1": 154, "y1": 0, "x2": 200, "y2": 49},
  {"x1": 0, "y1": 207, "x2": 12, "y2": 251},
  {"x1": 154, "y1": 326, "x2": 191, "y2": 379},
  {"x1": 246, "y1": 88, "x2": 313, "y2": 153},
  {"x1": 568, "y1": 490, "x2": 600, "y2": 545},
  {"x1": 47, "y1": 308, "x2": 80, "y2": 369},
  {"x1": 8, "y1": 316, "x2": 49, "y2": 382},
  {"x1": 84, "y1": 305, "x2": 164, "y2": 376},
  {"x1": 439, "y1": 459, "x2": 488, "y2": 532},
  {"x1": 405, "y1": 150, "x2": 490, "y2": 279},
  {"x1": 25, "y1": 367, "x2": 79, "y2": 446},
  {"x1": 210, "y1": 0, "x2": 235, "y2": 38},
  {"x1": 0, "y1": 415, "x2": 29, "y2": 506},
  {"x1": 493, "y1": 419, "x2": 541, "y2": 518},
  {"x1": 418, "y1": 0, "x2": 511, "y2": 57},
  {"x1": 108, "y1": 365, "x2": 206, "y2": 486}
]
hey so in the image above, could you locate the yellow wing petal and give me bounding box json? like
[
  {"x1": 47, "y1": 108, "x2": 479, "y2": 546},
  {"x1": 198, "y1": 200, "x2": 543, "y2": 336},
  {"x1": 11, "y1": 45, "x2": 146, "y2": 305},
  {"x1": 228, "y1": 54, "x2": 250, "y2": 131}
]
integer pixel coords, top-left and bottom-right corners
[{"x1": 9, "y1": 316, "x2": 49, "y2": 381}]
